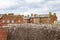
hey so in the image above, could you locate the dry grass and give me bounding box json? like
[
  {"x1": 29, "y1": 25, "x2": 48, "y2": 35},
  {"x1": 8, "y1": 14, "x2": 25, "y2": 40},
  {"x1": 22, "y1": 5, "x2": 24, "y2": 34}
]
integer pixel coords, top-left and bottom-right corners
[{"x1": 7, "y1": 24, "x2": 60, "y2": 40}]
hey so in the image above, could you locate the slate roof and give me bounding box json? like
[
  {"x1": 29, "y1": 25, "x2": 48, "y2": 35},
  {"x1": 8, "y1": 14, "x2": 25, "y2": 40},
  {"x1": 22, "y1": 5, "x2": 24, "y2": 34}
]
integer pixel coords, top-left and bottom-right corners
[
  {"x1": 23, "y1": 14, "x2": 49, "y2": 19},
  {"x1": 23, "y1": 16, "x2": 30, "y2": 19},
  {"x1": 30, "y1": 14, "x2": 49, "y2": 18},
  {"x1": 39, "y1": 14, "x2": 49, "y2": 17}
]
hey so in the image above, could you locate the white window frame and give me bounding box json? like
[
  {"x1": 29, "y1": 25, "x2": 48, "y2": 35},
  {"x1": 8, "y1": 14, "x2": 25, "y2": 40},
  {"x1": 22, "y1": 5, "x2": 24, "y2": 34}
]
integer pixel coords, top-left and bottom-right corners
[
  {"x1": 2, "y1": 20, "x2": 5, "y2": 23},
  {"x1": 7, "y1": 20, "x2": 10, "y2": 23},
  {"x1": 18, "y1": 20, "x2": 20, "y2": 23},
  {"x1": 11, "y1": 20, "x2": 14, "y2": 23}
]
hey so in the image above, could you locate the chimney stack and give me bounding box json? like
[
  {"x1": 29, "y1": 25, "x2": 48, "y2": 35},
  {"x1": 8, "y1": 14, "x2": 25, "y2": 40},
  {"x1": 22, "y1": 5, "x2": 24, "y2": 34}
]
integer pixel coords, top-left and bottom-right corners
[
  {"x1": 53, "y1": 12, "x2": 56, "y2": 16},
  {"x1": 49, "y1": 12, "x2": 52, "y2": 15},
  {"x1": 34, "y1": 14, "x2": 37, "y2": 16},
  {"x1": 4, "y1": 14, "x2": 7, "y2": 15},
  {"x1": 31, "y1": 13, "x2": 33, "y2": 16},
  {"x1": 21, "y1": 15, "x2": 24, "y2": 17},
  {"x1": 27, "y1": 15, "x2": 29, "y2": 17}
]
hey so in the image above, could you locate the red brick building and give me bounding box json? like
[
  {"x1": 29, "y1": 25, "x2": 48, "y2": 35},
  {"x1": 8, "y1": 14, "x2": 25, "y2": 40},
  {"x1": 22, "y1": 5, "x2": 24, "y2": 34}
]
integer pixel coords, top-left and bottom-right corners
[
  {"x1": 0, "y1": 13, "x2": 23, "y2": 26},
  {"x1": 23, "y1": 12, "x2": 57, "y2": 24},
  {"x1": 0, "y1": 12, "x2": 57, "y2": 26}
]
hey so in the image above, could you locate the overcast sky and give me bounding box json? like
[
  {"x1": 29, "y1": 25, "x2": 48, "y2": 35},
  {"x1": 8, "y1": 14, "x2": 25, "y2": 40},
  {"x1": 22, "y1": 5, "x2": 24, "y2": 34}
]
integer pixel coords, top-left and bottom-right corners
[{"x1": 0, "y1": 0, "x2": 60, "y2": 20}]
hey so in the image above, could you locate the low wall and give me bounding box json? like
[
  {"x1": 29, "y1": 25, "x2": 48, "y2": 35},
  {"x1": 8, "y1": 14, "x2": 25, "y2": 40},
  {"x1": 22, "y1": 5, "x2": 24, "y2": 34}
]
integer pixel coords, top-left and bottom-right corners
[{"x1": 0, "y1": 28, "x2": 7, "y2": 40}]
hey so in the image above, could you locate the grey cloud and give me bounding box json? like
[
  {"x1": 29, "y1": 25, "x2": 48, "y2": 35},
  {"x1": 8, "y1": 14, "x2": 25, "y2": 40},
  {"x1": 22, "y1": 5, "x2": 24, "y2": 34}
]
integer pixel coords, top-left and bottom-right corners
[{"x1": 0, "y1": 0, "x2": 60, "y2": 20}]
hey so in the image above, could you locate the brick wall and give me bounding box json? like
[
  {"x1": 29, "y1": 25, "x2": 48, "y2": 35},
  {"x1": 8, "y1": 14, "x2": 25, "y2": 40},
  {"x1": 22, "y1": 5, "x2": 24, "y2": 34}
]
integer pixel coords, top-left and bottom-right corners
[{"x1": 0, "y1": 28, "x2": 7, "y2": 40}]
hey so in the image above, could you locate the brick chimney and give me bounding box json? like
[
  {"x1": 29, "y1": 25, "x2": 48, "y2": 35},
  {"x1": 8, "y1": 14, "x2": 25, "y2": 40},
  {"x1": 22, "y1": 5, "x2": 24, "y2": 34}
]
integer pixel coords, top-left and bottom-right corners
[
  {"x1": 31, "y1": 13, "x2": 33, "y2": 16},
  {"x1": 49, "y1": 12, "x2": 52, "y2": 15},
  {"x1": 34, "y1": 14, "x2": 37, "y2": 16},
  {"x1": 21, "y1": 15, "x2": 24, "y2": 17},
  {"x1": 49, "y1": 12, "x2": 52, "y2": 17},
  {"x1": 3, "y1": 14, "x2": 7, "y2": 15},
  {"x1": 27, "y1": 15, "x2": 29, "y2": 17},
  {"x1": 53, "y1": 12, "x2": 56, "y2": 16},
  {"x1": 53, "y1": 12, "x2": 57, "y2": 21}
]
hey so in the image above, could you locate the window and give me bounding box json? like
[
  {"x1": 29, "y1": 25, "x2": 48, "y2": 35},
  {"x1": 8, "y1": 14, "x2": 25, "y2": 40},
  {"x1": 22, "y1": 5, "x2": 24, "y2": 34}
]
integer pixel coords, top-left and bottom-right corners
[
  {"x1": 18, "y1": 20, "x2": 20, "y2": 23},
  {"x1": 2, "y1": 20, "x2": 5, "y2": 23},
  {"x1": 7, "y1": 20, "x2": 10, "y2": 23},
  {"x1": 30, "y1": 19, "x2": 32, "y2": 21},
  {"x1": 11, "y1": 20, "x2": 14, "y2": 23}
]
